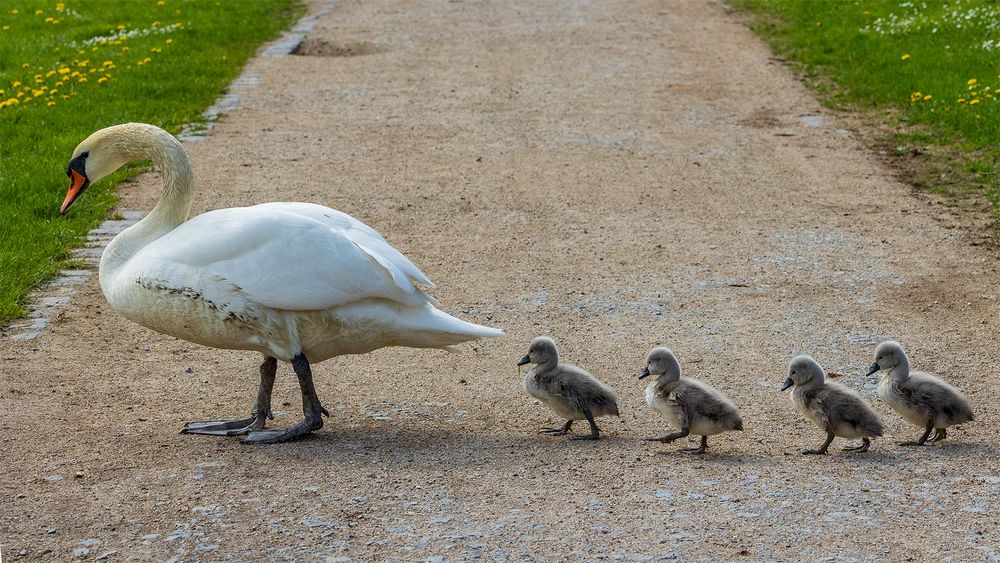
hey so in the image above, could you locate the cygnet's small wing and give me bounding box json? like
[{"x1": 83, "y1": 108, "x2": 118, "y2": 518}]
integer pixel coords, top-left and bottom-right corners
[
  {"x1": 552, "y1": 364, "x2": 620, "y2": 417},
  {"x1": 818, "y1": 382, "x2": 884, "y2": 437},
  {"x1": 679, "y1": 379, "x2": 743, "y2": 430},
  {"x1": 906, "y1": 371, "x2": 974, "y2": 424}
]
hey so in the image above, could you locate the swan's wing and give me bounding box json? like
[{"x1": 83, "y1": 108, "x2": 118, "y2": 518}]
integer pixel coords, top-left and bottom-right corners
[
  {"x1": 133, "y1": 205, "x2": 433, "y2": 310},
  {"x1": 253, "y1": 202, "x2": 435, "y2": 291}
]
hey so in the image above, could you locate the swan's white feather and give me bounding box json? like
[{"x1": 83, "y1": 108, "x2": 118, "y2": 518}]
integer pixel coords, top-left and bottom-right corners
[{"x1": 131, "y1": 203, "x2": 432, "y2": 311}]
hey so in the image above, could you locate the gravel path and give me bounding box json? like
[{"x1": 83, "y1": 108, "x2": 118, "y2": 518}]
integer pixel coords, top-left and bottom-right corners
[{"x1": 3, "y1": 1, "x2": 999, "y2": 560}]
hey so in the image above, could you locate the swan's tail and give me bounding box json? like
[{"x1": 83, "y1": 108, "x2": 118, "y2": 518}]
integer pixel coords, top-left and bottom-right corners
[{"x1": 336, "y1": 301, "x2": 503, "y2": 350}]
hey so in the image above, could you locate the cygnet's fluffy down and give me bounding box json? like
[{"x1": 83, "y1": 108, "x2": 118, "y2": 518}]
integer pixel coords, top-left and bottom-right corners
[
  {"x1": 517, "y1": 337, "x2": 620, "y2": 440},
  {"x1": 639, "y1": 347, "x2": 743, "y2": 454},
  {"x1": 866, "y1": 341, "x2": 973, "y2": 445},
  {"x1": 782, "y1": 355, "x2": 883, "y2": 455}
]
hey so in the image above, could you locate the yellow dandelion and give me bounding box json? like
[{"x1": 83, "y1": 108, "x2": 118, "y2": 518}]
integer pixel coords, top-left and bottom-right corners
[
  {"x1": 117, "y1": 24, "x2": 125, "y2": 30},
  {"x1": 44, "y1": 16, "x2": 53, "y2": 22},
  {"x1": 165, "y1": 39, "x2": 173, "y2": 45},
  {"x1": 55, "y1": 81, "x2": 64, "y2": 87},
  {"x1": 89, "y1": 68, "x2": 97, "y2": 73},
  {"x1": 20, "y1": 63, "x2": 28, "y2": 69},
  {"x1": 49, "y1": 89, "x2": 58, "y2": 95},
  {"x1": 16, "y1": 92, "x2": 24, "y2": 97},
  {"x1": 78, "y1": 77, "x2": 87, "y2": 83},
  {"x1": 957, "y1": 98, "x2": 966, "y2": 103},
  {"x1": 46, "y1": 70, "x2": 56, "y2": 77},
  {"x1": 122, "y1": 46, "x2": 130, "y2": 52},
  {"x1": 48, "y1": 101, "x2": 56, "y2": 107},
  {"x1": 0, "y1": 89, "x2": 4, "y2": 95},
  {"x1": 70, "y1": 71, "x2": 80, "y2": 77},
  {"x1": 7, "y1": 97, "x2": 19, "y2": 105},
  {"x1": 901, "y1": 54, "x2": 910, "y2": 61},
  {"x1": 1, "y1": 25, "x2": 9, "y2": 31},
  {"x1": 10, "y1": 9, "x2": 18, "y2": 14},
  {"x1": 35, "y1": 9, "x2": 43, "y2": 15},
  {"x1": 31, "y1": 89, "x2": 43, "y2": 97},
  {"x1": 103, "y1": 60, "x2": 113, "y2": 66},
  {"x1": 92, "y1": 47, "x2": 98, "y2": 52},
  {"x1": 0, "y1": 102, "x2": 5, "y2": 109},
  {"x1": 158, "y1": 0, "x2": 165, "y2": 4},
  {"x1": 78, "y1": 49, "x2": 85, "y2": 54},
  {"x1": 143, "y1": 57, "x2": 151, "y2": 63},
  {"x1": 967, "y1": 78, "x2": 977, "y2": 86},
  {"x1": 97, "y1": 77, "x2": 108, "y2": 84},
  {"x1": 56, "y1": 2, "x2": 65, "y2": 10},
  {"x1": 12, "y1": 80, "x2": 21, "y2": 87},
  {"x1": 57, "y1": 67, "x2": 69, "y2": 74},
  {"x1": 969, "y1": 99, "x2": 980, "y2": 105},
  {"x1": 62, "y1": 95, "x2": 69, "y2": 100}
]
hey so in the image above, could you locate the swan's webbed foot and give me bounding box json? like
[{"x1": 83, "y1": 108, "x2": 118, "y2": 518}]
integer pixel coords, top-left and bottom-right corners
[
  {"x1": 899, "y1": 423, "x2": 933, "y2": 447},
  {"x1": 243, "y1": 415, "x2": 324, "y2": 444},
  {"x1": 182, "y1": 413, "x2": 268, "y2": 436},
  {"x1": 182, "y1": 356, "x2": 276, "y2": 438},
  {"x1": 539, "y1": 420, "x2": 573, "y2": 436}
]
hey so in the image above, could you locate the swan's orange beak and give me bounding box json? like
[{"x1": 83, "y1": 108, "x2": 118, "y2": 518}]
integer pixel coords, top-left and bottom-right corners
[{"x1": 61, "y1": 169, "x2": 88, "y2": 214}]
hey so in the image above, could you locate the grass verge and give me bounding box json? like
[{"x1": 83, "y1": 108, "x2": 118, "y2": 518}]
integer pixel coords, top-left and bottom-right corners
[
  {"x1": 732, "y1": 0, "x2": 999, "y2": 228},
  {"x1": 0, "y1": 0, "x2": 303, "y2": 325}
]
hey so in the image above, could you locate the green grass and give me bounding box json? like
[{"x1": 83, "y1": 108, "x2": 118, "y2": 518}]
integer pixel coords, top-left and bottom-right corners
[
  {"x1": 0, "y1": 0, "x2": 302, "y2": 325},
  {"x1": 732, "y1": 0, "x2": 999, "y2": 212}
]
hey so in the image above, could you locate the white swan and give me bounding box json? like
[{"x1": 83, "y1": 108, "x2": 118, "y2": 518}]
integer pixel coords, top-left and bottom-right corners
[{"x1": 60, "y1": 123, "x2": 503, "y2": 443}]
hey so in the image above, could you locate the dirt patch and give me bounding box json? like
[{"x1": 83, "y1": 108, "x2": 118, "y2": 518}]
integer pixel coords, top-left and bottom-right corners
[{"x1": 291, "y1": 38, "x2": 385, "y2": 57}]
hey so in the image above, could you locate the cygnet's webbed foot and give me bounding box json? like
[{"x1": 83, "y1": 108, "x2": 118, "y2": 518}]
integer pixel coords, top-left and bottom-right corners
[
  {"x1": 568, "y1": 411, "x2": 601, "y2": 440},
  {"x1": 539, "y1": 420, "x2": 573, "y2": 436},
  {"x1": 900, "y1": 424, "x2": 933, "y2": 446},
  {"x1": 927, "y1": 428, "x2": 947, "y2": 443},
  {"x1": 182, "y1": 413, "x2": 269, "y2": 436},
  {"x1": 679, "y1": 436, "x2": 708, "y2": 454},
  {"x1": 842, "y1": 437, "x2": 871, "y2": 453},
  {"x1": 243, "y1": 414, "x2": 325, "y2": 444},
  {"x1": 803, "y1": 431, "x2": 834, "y2": 455}
]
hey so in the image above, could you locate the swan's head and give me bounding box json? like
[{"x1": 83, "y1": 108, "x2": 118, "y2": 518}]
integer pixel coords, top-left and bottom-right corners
[
  {"x1": 517, "y1": 336, "x2": 558, "y2": 366},
  {"x1": 61, "y1": 124, "x2": 144, "y2": 214},
  {"x1": 866, "y1": 340, "x2": 905, "y2": 376},
  {"x1": 639, "y1": 347, "x2": 680, "y2": 381},
  {"x1": 781, "y1": 355, "x2": 824, "y2": 391}
]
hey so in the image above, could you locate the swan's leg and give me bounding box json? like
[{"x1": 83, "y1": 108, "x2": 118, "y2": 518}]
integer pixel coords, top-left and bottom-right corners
[
  {"x1": 803, "y1": 431, "x2": 834, "y2": 455},
  {"x1": 538, "y1": 420, "x2": 573, "y2": 435},
  {"x1": 244, "y1": 354, "x2": 330, "y2": 444},
  {"x1": 843, "y1": 437, "x2": 872, "y2": 452},
  {"x1": 928, "y1": 428, "x2": 947, "y2": 443},
  {"x1": 182, "y1": 356, "x2": 277, "y2": 436},
  {"x1": 679, "y1": 435, "x2": 708, "y2": 454},
  {"x1": 899, "y1": 422, "x2": 934, "y2": 446},
  {"x1": 569, "y1": 409, "x2": 601, "y2": 441}
]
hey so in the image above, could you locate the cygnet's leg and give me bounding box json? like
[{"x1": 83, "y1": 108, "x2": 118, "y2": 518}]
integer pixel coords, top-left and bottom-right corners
[
  {"x1": 843, "y1": 437, "x2": 872, "y2": 452},
  {"x1": 244, "y1": 354, "x2": 330, "y2": 444},
  {"x1": 182, "y1": 356, "x2": 277, "y2": 436},
  {"x1": 569, "y1": 409, "x2": 601, "y2": 441},
  {"x1": 539, "y1": 420, "x2": 573, "y2": 436},
  {"x1": 928, "y1": 428, "x2": 948, "y2": 443},
  {"x1": 899, "y1": 421, "x2": 934, "y2": 446},
  {"x1": 679, "y1": 435, "x2": 708, "y2": 454},
  {"x1": 803, "y1": 431, "x2": 835, "y2": 455},
  {"x1": 644, "y1": 427, "x2": 689, "y2": 444}
]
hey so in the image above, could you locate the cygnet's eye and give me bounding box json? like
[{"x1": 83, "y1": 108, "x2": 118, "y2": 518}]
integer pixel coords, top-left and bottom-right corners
[{"x1": 791, "y1": 370, "x2": 797, "y2": 375}]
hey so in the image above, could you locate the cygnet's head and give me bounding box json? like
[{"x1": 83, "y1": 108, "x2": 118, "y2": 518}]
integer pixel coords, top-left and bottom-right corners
[
  {"x1": 865, "y1": 340, "x2": 906, "y2": 376},
  {"x1": 516, "y1": 336, "x2": 558, "y2": 367},
  {"x1": 639, "y1": 347, "x2": 681, "y2": 381},
  {"x1": 781, "y1": 355, "x2": 825, "y2": 391}
]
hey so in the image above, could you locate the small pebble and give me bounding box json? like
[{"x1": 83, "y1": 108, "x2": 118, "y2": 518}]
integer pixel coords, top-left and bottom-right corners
[{"x1": 185, "y1": 367, "x2": 193, "y2": 373}]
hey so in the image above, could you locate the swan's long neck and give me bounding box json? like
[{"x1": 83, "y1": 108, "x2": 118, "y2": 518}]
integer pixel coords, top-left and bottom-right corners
[
  {"x1": 888, "y1": 353, "x2": 911, "y2": 381},
  {"x1": 99, "y1": 125, "x2": 195, "y2": 284}
]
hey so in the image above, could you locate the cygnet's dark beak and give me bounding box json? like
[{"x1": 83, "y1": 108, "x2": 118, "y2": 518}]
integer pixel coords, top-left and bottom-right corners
[
  {"x1": 638, "y1": 367, "x2": 650, "y2": 380},
  {"x1": 780, "y1": 378, "x2": 794, "y2": 391},
  {"x1": 516, "y1": 354, "x2": 530, "y2": 366},
  {"x1": 865, "y1": 362, "x2": 881, "y2": 376}
]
